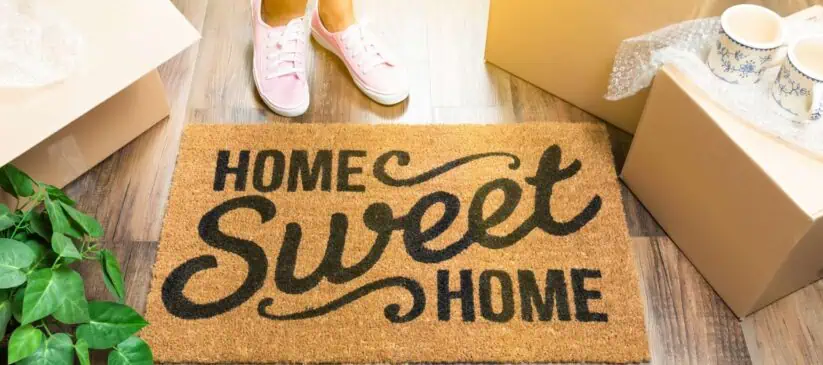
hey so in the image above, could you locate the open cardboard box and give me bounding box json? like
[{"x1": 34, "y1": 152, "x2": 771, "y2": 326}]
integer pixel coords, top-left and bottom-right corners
[
  {"x1": 484, "y1": 0, "x2": 815, "y2": 134},
  {"x1": 621, "y1": 6, "x2": 823, "y2": 318},
  {"x1": 0, "y1": 0, "x2": 199, "y2": 203}
]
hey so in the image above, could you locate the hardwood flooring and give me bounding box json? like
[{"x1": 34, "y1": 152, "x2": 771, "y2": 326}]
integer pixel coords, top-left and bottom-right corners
[{"x1": 64, "y1": 1, "x2": 823, "y2": 364}]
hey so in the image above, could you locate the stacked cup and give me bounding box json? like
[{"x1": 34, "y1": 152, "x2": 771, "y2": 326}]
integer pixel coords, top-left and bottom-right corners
[{"x1": 708, "y1": 4, "x2": 822, "y2": 122}]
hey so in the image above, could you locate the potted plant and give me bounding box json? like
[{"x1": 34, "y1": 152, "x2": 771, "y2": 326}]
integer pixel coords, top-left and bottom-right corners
[{"x1": 0, "y1": 164, "x2": 152, "y2": 364}]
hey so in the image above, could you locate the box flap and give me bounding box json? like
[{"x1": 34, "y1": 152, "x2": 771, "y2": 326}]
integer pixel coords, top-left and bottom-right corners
[
  {"x1": 0, "y1": 0, "x2": 200, "y2": 167},
  {"x1": 665, "y1": 66, "x2": 823, "y2": 218}
]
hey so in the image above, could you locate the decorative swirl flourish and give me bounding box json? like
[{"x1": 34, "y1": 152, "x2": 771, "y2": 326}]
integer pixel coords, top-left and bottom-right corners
[
  {"x1": 257, "y1": 276, "x2": 426, "y2": 323},
  {"x1": 373, "y1": 151, "x2": 521, "y2": 187}
]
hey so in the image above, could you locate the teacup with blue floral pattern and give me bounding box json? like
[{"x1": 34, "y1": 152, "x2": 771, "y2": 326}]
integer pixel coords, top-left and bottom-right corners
[
  {"x1": 771, "y1": 36, "x2": 823, "y2": 122},
  {"x1": 707, "y1": 4, "x2": 785, "y2": 84}
]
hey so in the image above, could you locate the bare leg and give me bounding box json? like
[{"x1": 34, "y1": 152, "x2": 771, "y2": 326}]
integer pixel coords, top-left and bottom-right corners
[
  {"x1": 261, "y1": 0, "x2": 308, "y2": 27},
  {"x1": 318, "y1": 0, "x2": 355, "y2": 32}
]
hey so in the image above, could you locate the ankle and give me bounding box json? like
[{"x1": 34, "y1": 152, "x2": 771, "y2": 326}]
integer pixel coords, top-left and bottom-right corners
[
  {"x1": 261, "y1": 0, "x2": 305, "y2": 27},
  {"x1": 318, "y1": 6, "x2": 355, "y2": 32},
  {"x1": 262, "y1": 10, "x2": 304, "y2": 27}
]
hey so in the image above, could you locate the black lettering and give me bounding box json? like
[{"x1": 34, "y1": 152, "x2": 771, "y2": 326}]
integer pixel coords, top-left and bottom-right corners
[
  {"x1": 287, "y1": 150, "x2": 333, "y2": 192},
  {"x1": 479, "y1": 270, "x2": 514, "y2": 322},
  {"x1": 403, "y1": 192, "x2": 472, "y2": 264},
  {"x1": 337, "y1": 150, "x2": 366, "y2": 192},
  {"x1": 526, "y1": 145, "x2": 601, "y2": 236},
  {"x1": 162, "y1": 196, "x2": 274, "y2": 319},
  {"x1": 437, "y1": 270, "x2": 475, "y2": 321},
  {"x1": 571, "y1": 268, "x2": 608, "y2": 322},
  {"x1": 214, "y1": 150, "x2": 250, "y2": 191},
  {"x1": 252, "y1": 150, "x2": 286, "y2": 192},
  {"x1": 518, "y1": 270, "x2": 571, "y2": 321}
]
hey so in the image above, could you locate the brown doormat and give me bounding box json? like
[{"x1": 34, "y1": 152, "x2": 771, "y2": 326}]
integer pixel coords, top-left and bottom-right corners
[{"x1": 143, "y1": 122, "x2": 649, "y2": 363}]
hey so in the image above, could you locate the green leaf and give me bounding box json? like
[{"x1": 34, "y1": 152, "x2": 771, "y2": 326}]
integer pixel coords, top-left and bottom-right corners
[
  {"x1": 108, "y1": 336, "x2": 153, "y2": 365},
  {"x1": 11, "y1": 286, "x2": 24, "y2": 322},
  {"x1": 22, "y1": 240, "x2": 47, "y2": 269},
  {"x1": 99, "y1": 249, "x2": 126, "y2": 303},
  {"x1": 76, "y1": 301, "x2": 148, "y2": 349},
  {"x1": 52, "y1": 268, "x2": 89, "y2": 324},
  {"x1": 0, "y1": 290, "x2": 11, "y2": 339},
  {"x1": 18, "y1": 333, "x2": 74, "y2": 365},
  {"x1": 50, "y1": 233, "x2": 82, "y2": 261},
  {"x1": 0, "y1": 212, "x2": 15, "y2": 231},
  {"x1": 44, "y1": 185, "x2": 75, "y2": 207},
  {"x1": 8, "y1": 324, "x2": 44, "y2": 364},
  {"x1": 0, "y1": 239, "x2": 35, "y2": 289},
  {"x1": 59, "y1": 202, "x2": 103, "y2": 238},
  {"x1": 44, "y1": 197, "x2": 71, "y2": 236},
  {"x1": 75, "y1": 338, "x2": 91, "y2": 365},
  {"x1": 21, "y1": 268, "x2": 65, "y2": 324},
  {"x1": 0, "y1": 165, "x2": 34, "y2": 198},
  {"x1": 28, "y1": 213, "x2": 52, "y2": 241},
  {"x1": 0, "y1": 203, "x2": 8, "y2": 215}
]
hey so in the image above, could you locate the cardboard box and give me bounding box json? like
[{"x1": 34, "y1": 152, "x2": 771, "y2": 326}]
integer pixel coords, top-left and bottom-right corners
[
  {"x1": 484, "y1": 0, "x2": 814, "y2": 134},
  {"x1": 0, "y1": 0, "x2": 199, "y2": 192},
  {"x1": 622, "y1": 61, "x2": 823, "y2": 316}
]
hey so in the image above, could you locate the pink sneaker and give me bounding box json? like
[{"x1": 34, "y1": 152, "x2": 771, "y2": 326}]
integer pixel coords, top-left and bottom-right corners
[
  {"x1": 251, "y1": 0, "x2": 310, "y2": 117},
  {"x1": 310, "y1": 11, "x2": 409, "y2": 105}
]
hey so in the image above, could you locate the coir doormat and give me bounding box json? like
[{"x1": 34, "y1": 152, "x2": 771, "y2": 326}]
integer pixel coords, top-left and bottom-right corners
[{"x1": 143, "y1": 123, "x2": 649, "y2": 363}]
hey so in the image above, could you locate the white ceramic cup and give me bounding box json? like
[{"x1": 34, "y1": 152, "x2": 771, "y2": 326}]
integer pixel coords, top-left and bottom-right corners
[
  {"x1": 707, "y1": 4, "x2": 785, "y2": 84},
  {"x1": 771, "y1": 36, "x2": 823, "y2": 122}
]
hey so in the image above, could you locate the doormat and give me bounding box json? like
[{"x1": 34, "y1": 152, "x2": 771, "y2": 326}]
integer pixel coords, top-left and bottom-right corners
[{"x1": 143, "y1": 123, "x2": 649, "y2": 363}]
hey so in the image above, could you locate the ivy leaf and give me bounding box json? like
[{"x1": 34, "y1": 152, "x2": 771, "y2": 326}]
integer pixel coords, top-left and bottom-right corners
[
  {"x1": 21, "y1": 268, "x2": 65, "y2": 325},
  {"x1": 0, "y1": 238, "x2": 35, "y2": 289},
  {"x1": 11, "y1": 285, "x2": 24, "y2": 322},
  {"x1": 0, "y1": 290, "x2": 11, "y2": 339},
  {"x1": 0, "y1": 165, "x2": 34, "y2": 198},
  {"x1": 51, "y1": 268, "x2": 89, "y2": 324},
  {"x1": 108, "y1": 336, "x2": 153, "y2": 365},
  {"x1": 99, "y1": 249, "x2": 126, "y2": 303},
  {"x1": 8, "y1": 324, "x2": 44, "y2": 364},
  {"x1": 18, "y1": 333, "x2": 74, "y2": 365},
  {"x1": 44, "y1": 185, "x2": 75, "y2": 207},
  {"x1": 28, "y1": 212, "x2": 52, "y2": 241},
  {"x1": 76, "y1": 301, "x2": 148, "y2": 349},
  {"x1": 44, "y1": 197, "x2": 71, "y2": 236},
  {"x1": 50, "y1": 233, "x2": 82, "y2": 261},
  {"x1": 75, "y1": 338, "x2": 91, "y2": 365},
  {"x1": 59, "y1": 202, "x2": 103, "y2": 238}
]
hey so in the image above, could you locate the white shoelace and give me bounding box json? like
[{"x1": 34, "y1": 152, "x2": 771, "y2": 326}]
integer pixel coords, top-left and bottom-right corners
[
  {"x1": 340, "y1": 21, "x2": 389, "y2": 75},
  {"x1": 265, "y1": 18, "x2": 305, "y2": 80}
]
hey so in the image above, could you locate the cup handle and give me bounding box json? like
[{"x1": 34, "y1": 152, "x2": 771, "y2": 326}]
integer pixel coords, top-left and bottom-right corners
[
  {"x1": 763, "y1": 46, "x2": 789, "y2": 69},
  {"x1": 811, "y1": 83, "x2": 822, "y2": 121}
]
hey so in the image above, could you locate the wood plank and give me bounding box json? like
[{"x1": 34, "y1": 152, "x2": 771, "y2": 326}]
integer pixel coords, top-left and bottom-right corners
[
  {"x1": 742, "y1": 281, "x2": 823, "y2": 365},
  {"x1": 426, "y1": 0, "x2": 512, "y2": 109},
  {"x1": 633, "y1": 236, "x2": 751, "y2": 364},
  {"x1": 64, "y1": 0, "x2": 209, "y2": 242}
]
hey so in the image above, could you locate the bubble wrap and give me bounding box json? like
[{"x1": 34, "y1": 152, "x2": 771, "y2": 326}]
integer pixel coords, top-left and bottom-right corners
[
  {"x1": 0, "y1": 0, "x2": 84, "y2": 88},
  {"x1": 606, "y1": 17, "x2": 823, "y2": 156}
]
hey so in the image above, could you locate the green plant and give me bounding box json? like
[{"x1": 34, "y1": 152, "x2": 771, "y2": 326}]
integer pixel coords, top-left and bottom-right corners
[{"x1": 0, "y1": 165, "x2": 152, "y2": 365}]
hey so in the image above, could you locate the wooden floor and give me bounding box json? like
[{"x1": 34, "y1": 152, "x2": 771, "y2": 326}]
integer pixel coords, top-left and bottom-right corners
[{"x1": 65, "y1": 1, "x2": 823, "y2": 364}]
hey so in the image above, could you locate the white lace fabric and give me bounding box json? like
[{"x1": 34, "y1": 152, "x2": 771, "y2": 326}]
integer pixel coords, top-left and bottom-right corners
[
  {"x1": 606, "y1": 17, "x2": 823, "y2": 156},
  {"x1": 0, "y1": 0, "x2": 84, "y2": 88},
  {"x1": 340, "y1": 21, "x2": 390, "y2": 74},
  {"x1": 265, "y1": 18, "x2": 306, "y2": 80}
]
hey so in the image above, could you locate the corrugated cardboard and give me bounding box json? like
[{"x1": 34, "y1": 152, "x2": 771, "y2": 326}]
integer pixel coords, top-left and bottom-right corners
[
  {"x1": 484, "y1": 0, "x2": 814, "y2": 134},
  {"x1": 622, "y1": 6, "x2": 823, "y2": 315},
  {"x1": 0, "y1": 0, "x2": 199, "y2": 189}
]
